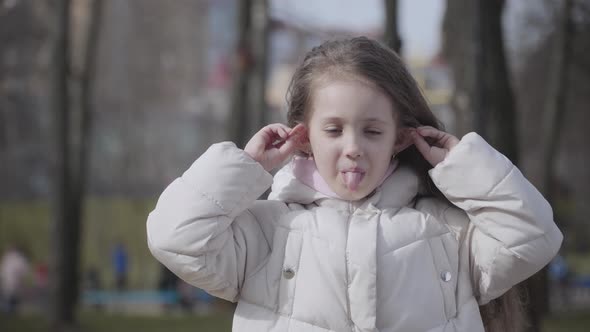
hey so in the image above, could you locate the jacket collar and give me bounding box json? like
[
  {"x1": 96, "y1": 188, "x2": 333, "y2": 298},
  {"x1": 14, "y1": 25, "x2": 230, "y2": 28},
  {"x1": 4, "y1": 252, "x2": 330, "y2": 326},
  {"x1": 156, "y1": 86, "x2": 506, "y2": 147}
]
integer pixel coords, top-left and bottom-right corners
[{"x1": 268, "y1": 158, "x2": 421, "y2": 211}]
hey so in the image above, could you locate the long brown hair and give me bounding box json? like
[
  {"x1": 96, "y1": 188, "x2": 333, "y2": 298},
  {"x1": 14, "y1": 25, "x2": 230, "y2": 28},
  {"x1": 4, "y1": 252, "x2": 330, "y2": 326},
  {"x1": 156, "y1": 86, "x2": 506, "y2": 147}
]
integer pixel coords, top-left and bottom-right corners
[{"x1": 285, "y1": 36, "x2": 527, "y2": 332}]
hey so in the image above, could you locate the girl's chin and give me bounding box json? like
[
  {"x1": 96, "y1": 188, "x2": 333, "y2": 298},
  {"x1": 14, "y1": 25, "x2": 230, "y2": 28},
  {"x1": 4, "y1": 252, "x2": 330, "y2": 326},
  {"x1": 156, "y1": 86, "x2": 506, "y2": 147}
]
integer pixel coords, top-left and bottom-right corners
[{"x1": 337, "y1": 186, "x2": 371, "y2": 201}]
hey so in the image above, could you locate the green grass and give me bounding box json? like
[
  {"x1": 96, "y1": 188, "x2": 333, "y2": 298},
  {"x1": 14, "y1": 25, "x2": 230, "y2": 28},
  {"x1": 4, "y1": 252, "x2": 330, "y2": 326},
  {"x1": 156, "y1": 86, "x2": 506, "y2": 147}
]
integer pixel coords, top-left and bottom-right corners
[
  {"x1": 542, "y1": 310, "x2": 590, "y2": 332},
  {"x1": 0, "y1": 311, "x2": 233, "y2": 332},
  {"x1": 0, "y1": 198, "x2": 159, "y2": 290},
  {"x1": 568, "y1": 253, "x2": 590, "y2": 276}
]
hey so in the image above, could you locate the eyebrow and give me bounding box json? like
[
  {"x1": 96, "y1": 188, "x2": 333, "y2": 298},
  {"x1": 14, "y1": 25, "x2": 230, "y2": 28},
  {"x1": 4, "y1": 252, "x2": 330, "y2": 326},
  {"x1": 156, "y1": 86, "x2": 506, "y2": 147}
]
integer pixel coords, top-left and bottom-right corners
[
  {"x1": 320, "y1": 116, "x2": 391, "y2": 124},
  {"x1": 363, "y1": 117, "x2": 390, "y2": 123}
]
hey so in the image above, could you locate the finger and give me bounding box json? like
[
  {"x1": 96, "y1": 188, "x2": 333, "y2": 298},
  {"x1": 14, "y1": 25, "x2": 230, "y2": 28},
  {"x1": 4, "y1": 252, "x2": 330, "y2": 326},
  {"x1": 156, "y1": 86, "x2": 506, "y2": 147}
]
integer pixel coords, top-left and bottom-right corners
[
  {"x1": 263, "y1": 123, "x2": 289, "y2": 133},
  {"x1": 417, "y1": 126, "x2": 459, "y2": 149},
  {"x1": 273, "y1": 124, "x2": 305, "y2": 147},
  {"x1": 418, "y1": 126, "x2": 457, "y2": 148},
  {"x1": 264, "y1": 124, "x2": 290, "y2": 146},
  {"x1": 417, "y1": 126, "x2": 446, "y2": 140},
  {"x1": 411, "y1": 130, "x2": 431, "y2": 156},
  {"x1": 290, "y1": 123, "x2": 305, "y2": 135},
  {"x1": 276, "y1": 123, "x2": 292, "y2": 132},
  {"x1": 277, "y1": 138, "x2": 297, "y2": 159},
  {"x1": 277, "y1": 126, "x2": 289, "y2": 140},
  {"x1": 277, "y1": 123, "x2": 297, "y2": 138}
]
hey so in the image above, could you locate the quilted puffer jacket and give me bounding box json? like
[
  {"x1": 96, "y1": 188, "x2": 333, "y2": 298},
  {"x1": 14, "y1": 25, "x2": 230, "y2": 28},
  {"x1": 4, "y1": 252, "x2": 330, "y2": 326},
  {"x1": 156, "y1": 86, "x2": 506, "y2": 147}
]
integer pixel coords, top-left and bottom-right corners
[{"x1": 147, "y1": 133, "x2": 563, "y2": 331}]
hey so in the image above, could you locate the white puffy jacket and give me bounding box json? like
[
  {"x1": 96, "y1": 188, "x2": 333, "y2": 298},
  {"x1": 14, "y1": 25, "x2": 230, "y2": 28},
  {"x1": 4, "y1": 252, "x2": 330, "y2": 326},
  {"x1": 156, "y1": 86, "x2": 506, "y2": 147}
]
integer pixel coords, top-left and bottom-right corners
[{"x1": 147, "y1": 133, "x2": 562, "y2": 331}]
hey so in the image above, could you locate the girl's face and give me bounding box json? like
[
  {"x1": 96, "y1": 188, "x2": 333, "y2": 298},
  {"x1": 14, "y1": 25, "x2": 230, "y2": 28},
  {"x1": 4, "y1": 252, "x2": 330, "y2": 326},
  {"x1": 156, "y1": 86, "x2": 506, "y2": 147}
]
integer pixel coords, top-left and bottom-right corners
[{"x1": 306, "y1": 78, "x2": 409, "y2": 201}]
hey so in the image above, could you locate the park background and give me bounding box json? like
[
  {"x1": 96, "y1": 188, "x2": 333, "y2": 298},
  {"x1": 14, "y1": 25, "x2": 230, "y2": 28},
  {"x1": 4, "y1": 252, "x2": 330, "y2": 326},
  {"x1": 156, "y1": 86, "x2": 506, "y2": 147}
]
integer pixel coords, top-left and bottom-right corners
[{"x1": 1, "y1": 0, "x2": 590, "y2": 331}]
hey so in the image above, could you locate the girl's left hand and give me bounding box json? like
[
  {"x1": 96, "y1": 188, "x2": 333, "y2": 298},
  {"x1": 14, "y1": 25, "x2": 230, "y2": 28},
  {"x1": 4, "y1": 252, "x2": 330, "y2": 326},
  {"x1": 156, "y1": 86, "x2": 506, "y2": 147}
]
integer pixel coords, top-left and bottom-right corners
[{"x1": 411, "y1": 126, "x2": 459, "y2": 167}]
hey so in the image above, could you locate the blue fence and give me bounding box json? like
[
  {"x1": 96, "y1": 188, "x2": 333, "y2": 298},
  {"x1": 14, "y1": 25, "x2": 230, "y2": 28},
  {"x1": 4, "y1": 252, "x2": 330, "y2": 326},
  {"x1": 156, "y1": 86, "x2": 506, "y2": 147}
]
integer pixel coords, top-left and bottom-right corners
[{"x1": 82, "y1": 289, "x2": 213, "y2": 306}]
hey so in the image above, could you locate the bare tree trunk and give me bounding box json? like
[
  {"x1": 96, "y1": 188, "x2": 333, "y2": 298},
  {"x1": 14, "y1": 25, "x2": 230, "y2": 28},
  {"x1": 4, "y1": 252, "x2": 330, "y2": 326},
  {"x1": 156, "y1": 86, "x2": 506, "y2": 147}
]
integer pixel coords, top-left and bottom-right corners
[
  {"x1": 50, "y1": 0, "x2": 102, "y2": 330},
  {"x1": 474, "y1": 0, "x2": 518, "y2": 163},
  {"x1": 249, "y1": 0, "x2": 269, "y2": 134},
  {"x1": 69, "y1": 0, "x2": 102, "y2": 316},
  {"x1": 228, "y1": 0, "x2": 270, "y2": 148},
  {"x1": 229, "y1": 0, "x2": 253, "y2": 148},
  {"x1": 50, "y1": 0, "x2": 74, "y2": 329},
  {"x1": 383, "y1": 0, "x2": 401, "y2": 54},
  {"x1": 541, "y1": 0, "x2": 573, "y2": 203},
  {"x1": 525, "y1": 1, "x2": 573, "y2": 331},
  {"x1": 445, "y1": 0, "x2": 517, "y2": 157},
  {"x1": 442, "y1": 0, "x2": 475, "y2": 137},
  {"x1": 472, "y1": 0, "x2": 486, "y2": 137}
]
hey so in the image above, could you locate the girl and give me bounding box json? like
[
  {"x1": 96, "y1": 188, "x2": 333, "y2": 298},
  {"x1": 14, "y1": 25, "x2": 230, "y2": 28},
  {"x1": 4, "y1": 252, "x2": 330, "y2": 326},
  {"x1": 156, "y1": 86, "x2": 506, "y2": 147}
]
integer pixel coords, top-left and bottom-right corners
[{"x1": 147, "y1": 37, "x2": 562, "y2": 331}]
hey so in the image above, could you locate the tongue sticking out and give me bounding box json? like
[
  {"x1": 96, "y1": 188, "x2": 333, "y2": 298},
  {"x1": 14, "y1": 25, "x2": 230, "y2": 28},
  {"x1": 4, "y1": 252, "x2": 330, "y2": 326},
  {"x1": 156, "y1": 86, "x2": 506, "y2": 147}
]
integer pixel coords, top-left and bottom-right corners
[{"x1": 343, "y1": 172, "x2": 363, "y2": 191}]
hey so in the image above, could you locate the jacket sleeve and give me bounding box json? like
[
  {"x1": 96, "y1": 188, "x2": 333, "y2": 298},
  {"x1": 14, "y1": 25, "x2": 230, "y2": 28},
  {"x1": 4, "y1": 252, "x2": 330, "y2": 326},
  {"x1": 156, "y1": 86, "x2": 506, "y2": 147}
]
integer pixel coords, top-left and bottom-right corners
[
  {"x1": 146, "y1": 142, "x2": 283, "y2": 302},
  {"x1": 429, "y1": 132, "x2": 563, "y2": 305}
]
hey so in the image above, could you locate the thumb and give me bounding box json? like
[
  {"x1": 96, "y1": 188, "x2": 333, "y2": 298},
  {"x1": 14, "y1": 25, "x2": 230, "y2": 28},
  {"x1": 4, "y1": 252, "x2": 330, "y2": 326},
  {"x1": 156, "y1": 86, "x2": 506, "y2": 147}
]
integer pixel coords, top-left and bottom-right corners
[
  {"x1": 276, "y1": 138, "x2": 298, "y2": 160},
  {"x1": 411, "y1": 130, "x2": 430, "y2": 157}
]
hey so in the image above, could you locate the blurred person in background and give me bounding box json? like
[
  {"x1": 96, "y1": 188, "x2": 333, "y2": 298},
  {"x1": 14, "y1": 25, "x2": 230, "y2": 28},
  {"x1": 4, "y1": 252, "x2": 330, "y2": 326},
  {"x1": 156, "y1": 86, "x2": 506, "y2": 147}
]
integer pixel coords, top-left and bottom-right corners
[
  {"x1": 549, "y1": 253, "x2": 571, "y2": 308},
  {"x1": 83, "y1": 266, "x2": 105, "y2": 311},
  {"x1": 111, "y1": 242, "x2": 129, "y2": 292},
  {"x1": 157, "y1": 264, "x2": 178, "y2": 311},
  {"x1": 33, "y1": 261, "x2": 49, "y2": 313},
  {"x1": 0, "y1": 245, "x2": 31, "y2": 314}
]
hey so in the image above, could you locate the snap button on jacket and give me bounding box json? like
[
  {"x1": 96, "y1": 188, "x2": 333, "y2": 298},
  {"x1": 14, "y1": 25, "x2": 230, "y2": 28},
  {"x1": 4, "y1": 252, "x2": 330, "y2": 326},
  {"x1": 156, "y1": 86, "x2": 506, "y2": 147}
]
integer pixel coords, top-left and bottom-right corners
[{"x1": 283, "y1": 268, "x2": 295, "y2": 279}]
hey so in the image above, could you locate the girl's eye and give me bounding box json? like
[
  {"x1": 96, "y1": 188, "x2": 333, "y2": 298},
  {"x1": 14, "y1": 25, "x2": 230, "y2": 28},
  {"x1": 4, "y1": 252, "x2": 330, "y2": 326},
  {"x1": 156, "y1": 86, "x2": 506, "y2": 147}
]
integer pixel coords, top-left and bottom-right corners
[
  {"x1": 365, "y1": 130, "x2": 382, "y2": 135},
  {"x1": 324, "y1": 128, "x2": 341, "y2": 134}
]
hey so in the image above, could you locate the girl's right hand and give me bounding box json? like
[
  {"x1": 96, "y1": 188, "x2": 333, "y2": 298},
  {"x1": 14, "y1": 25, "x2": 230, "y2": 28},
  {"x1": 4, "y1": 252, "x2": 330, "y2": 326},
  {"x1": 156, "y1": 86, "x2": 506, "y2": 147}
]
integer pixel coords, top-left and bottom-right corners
[{"x1": 244, "y1": 123, "x2": 306, "y2": 172}]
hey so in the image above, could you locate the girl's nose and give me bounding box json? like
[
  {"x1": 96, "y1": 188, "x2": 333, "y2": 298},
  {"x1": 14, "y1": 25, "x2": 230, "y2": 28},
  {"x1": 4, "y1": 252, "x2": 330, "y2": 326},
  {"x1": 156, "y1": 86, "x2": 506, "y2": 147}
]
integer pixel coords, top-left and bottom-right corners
[{"x1": 344, "y1": 135, "x2": 362, "y2": 159}]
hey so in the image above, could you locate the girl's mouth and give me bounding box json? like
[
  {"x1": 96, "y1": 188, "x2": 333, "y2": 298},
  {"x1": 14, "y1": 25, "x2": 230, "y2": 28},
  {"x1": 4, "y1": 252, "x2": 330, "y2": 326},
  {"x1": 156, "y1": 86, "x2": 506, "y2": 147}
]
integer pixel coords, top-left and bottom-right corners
[{"x1": 341, "y1": 171, "x2": 365, "y2": 191}]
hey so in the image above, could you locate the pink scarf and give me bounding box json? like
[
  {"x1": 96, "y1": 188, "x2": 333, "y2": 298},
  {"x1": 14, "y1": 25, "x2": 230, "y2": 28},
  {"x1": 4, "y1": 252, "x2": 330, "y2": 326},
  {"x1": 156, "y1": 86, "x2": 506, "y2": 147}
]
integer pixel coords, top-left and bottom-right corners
[{"x1": 292, "y1": 157, "x2": 398, "y2": 199}]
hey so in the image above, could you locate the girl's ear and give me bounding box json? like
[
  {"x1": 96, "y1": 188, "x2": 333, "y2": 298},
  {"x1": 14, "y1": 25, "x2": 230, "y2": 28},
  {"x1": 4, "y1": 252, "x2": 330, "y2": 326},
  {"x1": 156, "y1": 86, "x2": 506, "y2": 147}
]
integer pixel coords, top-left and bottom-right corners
[
  {"x1": 291, "y1": 124, "x2": 311, "y2": 154},
  {"x1": 393, "y1": 128, "x2": 414, "y2": 155}
]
